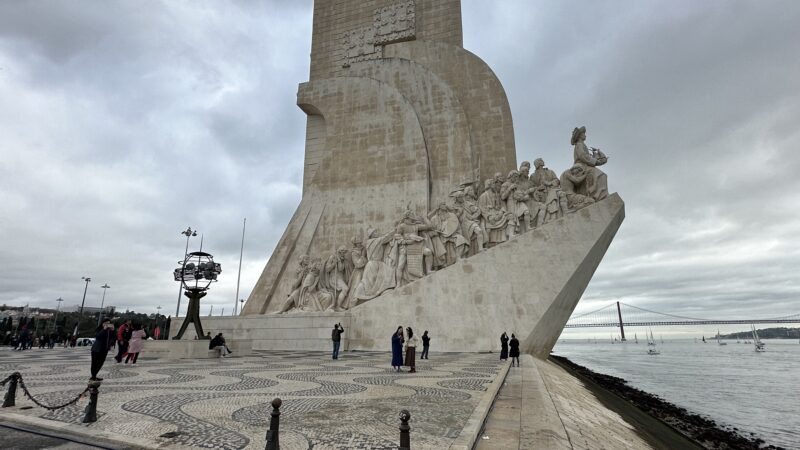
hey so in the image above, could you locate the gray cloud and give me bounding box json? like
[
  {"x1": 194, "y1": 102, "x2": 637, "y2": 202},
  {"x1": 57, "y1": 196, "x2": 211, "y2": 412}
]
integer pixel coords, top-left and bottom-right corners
[{"x1": 1, "y1": 1, "x2": 798, "y2": 333}]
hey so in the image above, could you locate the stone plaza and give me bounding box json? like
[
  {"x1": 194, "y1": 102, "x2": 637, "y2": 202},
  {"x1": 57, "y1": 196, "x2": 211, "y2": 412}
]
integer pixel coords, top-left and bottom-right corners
[{"x1": 0, "y1": 347, "x2": 506, "y2": 449}]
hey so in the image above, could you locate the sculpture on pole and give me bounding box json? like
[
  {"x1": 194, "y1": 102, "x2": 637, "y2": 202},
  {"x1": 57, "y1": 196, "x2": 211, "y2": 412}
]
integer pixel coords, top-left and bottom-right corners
[{"x1": 172, "y1": 251, "x2": 221, "y2": 340}]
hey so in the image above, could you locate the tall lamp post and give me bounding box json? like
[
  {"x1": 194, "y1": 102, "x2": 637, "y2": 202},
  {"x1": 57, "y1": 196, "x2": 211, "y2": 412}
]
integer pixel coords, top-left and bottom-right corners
[
  {"x1": 74, "y1": 277, "x2": 91, "y2": 337},
  {"x1": 51, "y1": 297, "x2": 64, "y2": 333},
  {"x1": 79, "y1": 277, "x2": 91, "y2": 315},
  {"x1": 176, "y1": 227, "x2": 198, "y2": 317},
  {"x1": 96, "y1": 284, "x2": 110, "y2": 327}
]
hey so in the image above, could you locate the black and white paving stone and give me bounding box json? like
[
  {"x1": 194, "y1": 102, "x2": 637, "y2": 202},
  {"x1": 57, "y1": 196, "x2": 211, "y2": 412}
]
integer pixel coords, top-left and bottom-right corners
[{"x1": 0, "y1": 347, "x2": 503, "y2": 449}]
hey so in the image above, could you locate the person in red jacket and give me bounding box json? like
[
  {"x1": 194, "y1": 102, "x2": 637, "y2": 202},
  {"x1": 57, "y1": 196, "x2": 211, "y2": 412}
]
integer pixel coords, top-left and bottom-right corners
[{"x1": 114, "y1": 319, "x2": 132, "y2": 363}]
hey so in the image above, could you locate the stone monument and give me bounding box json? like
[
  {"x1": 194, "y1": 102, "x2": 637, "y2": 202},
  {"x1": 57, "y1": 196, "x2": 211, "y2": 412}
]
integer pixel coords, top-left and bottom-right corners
[{"x1": 173, "y1": 1, "x2": 624, "y2": 358}]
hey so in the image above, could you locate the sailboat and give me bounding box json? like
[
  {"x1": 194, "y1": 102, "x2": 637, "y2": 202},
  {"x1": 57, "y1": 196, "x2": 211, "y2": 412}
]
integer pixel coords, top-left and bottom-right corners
[
  {"x1": 660, "y1": 335, "x2": 664, "y2": 344},
  {"x1": 647, "y1": 328, "x2": 660, "y2": 355},
  {"x1": 634, "y1": 333, "x2": 638, "y2": 344},
  {"x1": 702, "y1": 335, "x2": 706, "y2": 343},
  {"x1": 751, "y1": 325, "x2": 765, "y2": 352},
  {"x1": 716, "y1": 330, "x2": 727, "y2": 346}
]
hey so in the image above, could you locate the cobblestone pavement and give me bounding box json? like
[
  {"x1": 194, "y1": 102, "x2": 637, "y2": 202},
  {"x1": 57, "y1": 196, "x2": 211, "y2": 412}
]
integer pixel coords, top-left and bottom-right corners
[{"x1": 0, "y1": 348, "x2": 503, "y2": 449}]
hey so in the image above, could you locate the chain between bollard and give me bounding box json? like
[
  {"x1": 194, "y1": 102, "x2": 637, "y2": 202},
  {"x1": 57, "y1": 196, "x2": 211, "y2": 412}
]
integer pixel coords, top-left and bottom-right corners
[
  {"x1": 399, "y1": 409, "x2": 411, "y2": 450},
  {"x1": 265, "y1": 397, "x2": 282, "y2": 450},
  {"x1": 3, "y1": 372, "x2": 92, "y2": 412}
]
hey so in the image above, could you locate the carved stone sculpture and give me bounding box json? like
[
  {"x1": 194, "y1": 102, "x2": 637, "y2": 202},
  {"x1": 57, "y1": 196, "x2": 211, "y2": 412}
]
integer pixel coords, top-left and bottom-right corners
[
  {"x1": 278, "y1": 255, "x2": 312, "y2": 314},
  {"x1": 478, "y1": 178, "x2": 511, "y2": 247},
  {"x1": 428, "y1": 202, "x2": 468, "y2": 268},
  {"x1": 322, "y1": 246, "x2": 354, "y2": 311},
  {"x1": 518, "y1": 162, "x2": 545, "y2": 229},
  {"x1": 501, "y1": 170, "x2": 534, "y2": 235},
  {"x1": 394, "y1": 210, "x2": 435, "y2": 284},
  {"x1": 280, "y1": 256, "x2": 333, "y2": 313},
  {"x1": 346, "y1": 235, "x2": 367, "y2": 309},
  {"x1": 560, "y1": 165, "x2": 596, "y2": 210},
  {"x1": 571, "y1": 126, "x2": 608, "y2": 201},
  {"x1": 542, "y1": 178, "x2": 570, "y2": 223},
  {"x1": 451, "y1": 188, "x2": 484, "y2": 255},
  {"x1": 355, "y1": 228, "x2": 398, "y2": 301}
]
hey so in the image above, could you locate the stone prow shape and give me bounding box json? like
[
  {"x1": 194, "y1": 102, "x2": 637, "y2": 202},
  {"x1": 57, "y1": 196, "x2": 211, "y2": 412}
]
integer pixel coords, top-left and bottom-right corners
[{"x1": 347, "y1": 194, "x2": 625, "y2": 358}]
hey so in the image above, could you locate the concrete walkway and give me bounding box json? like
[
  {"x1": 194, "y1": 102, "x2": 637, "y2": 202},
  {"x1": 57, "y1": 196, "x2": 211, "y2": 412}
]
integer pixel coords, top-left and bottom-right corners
[
  {"x1": 475, "y1": 355, "x2": 572, "y2": 450},
  {"x1": 476, "y1": 355, "x2": 705, "y2": 450}
]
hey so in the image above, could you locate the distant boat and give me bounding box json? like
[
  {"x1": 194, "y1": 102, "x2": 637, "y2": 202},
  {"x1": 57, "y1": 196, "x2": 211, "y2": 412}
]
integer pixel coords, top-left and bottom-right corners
[
  {"x1": 634, "y1": 333, "x2": 638, "y2": 344},
  {"x1": 660, "y1": 335, "x2": 664, "y2": 344},
  {"x1": 716, "y1": 330, "x2": 727, "y2": 346},
  {"x1": 702, "y1": 335, "x2": 706, "y2": 343},
  {"x1": 751, "y1": 325, "x2": 765, "y2": 352},
  {"x1": 647, "y1": 328, "x2": 660, "y2": 355}
]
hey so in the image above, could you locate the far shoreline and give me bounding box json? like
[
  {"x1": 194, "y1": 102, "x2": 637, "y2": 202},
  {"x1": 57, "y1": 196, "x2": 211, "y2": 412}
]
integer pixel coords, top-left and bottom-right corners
[{"x1": 549, "y1": 355, "x2": 785, "y2": 450}]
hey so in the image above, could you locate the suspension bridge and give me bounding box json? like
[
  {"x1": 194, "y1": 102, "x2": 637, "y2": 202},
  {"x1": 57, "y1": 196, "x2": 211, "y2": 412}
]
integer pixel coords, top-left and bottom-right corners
[{"x1": 565, "y1": 302, "x2": 800, "y2": 340}]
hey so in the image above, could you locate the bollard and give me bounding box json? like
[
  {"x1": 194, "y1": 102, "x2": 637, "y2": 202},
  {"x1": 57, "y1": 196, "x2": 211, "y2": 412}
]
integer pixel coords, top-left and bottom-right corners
[
  {"x1": 399, "y1": 409, "x2": 411, "y2": 450},
  {"x1": 3, "y1": 372, "x2": 20, "y2": 408},
  {"x1": 265, "y1": 397, "x2": 282, "y2": 450},
  {"x1": 82, "y1": 379, "x2": 101, "y2": 423}
]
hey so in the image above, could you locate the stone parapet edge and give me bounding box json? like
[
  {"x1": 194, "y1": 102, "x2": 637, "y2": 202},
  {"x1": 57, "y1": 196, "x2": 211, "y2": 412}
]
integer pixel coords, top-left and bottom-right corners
[
  {"x1": 0, "y1": 412, "x2": 191, "y2": 450},
  {"x1": 448, "y1": 358, "x2": 511, "y2": 450}
]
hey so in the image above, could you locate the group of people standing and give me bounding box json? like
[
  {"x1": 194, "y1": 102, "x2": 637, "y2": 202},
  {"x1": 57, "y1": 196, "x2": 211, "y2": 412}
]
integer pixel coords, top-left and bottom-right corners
[
  {"x1": 500, "y1": 332, "x2": 520, "y2": 367},
  {"x1": 89, "y1": 318, "x2": 147, "y2": 381},
  {"x1": 391, "y1": 327, "x2": 429, "y2": 373}
]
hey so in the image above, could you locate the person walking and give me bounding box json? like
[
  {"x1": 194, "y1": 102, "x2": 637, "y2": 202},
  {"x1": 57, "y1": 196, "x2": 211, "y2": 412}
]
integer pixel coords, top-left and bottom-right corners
[
  {"x1": 90, "y1": 319, "x2": 115, "y2": 381},
  {"x1": 509, "y1": 333, "x2": 520, "y2": 367},
  {"x1": 209, "y1": 333, "x2": 230, "y2": 358},
  {"x1": 420, "y1": 331, "x2": 430, "y2": 359},
  {"x1": 404, "y1": 327, "x2": 419, "y2": 373},
  {"x1": 331, "y1": 323, "x2": 344, "y2": 360},
  {"x1": 114, "y1": 319, "x2": 132, "y2": 363},
  {"x1": 391, "y1": 326, "x2": 404, "y2": 372},
  {"x1": 500, "y1": 332, "x2": 509, "y2": 360},
  {"x1": 124, "y1": 323, "x2": 146, "y2": 364}
]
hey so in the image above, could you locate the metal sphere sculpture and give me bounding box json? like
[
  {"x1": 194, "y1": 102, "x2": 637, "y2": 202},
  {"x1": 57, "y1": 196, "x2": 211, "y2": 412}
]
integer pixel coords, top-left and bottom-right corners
[
  {"x1": 172, "y1": 251, "x2": 222, "y2": 340},
  {"x1": 173, "y1": 251, "x2": 222, "y2": 291}
]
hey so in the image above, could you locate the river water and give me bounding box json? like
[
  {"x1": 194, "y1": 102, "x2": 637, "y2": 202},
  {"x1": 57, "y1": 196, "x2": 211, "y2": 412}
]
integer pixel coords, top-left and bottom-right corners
[{"x1": 552, "y1": 338, "x2": 800, "y2": 449}]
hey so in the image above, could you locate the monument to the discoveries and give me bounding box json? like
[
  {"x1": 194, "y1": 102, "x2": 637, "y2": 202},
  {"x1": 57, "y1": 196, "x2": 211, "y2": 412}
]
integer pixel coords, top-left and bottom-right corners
[{"x1": 202, "y1": 0, "x2": 624, "y2": 357}]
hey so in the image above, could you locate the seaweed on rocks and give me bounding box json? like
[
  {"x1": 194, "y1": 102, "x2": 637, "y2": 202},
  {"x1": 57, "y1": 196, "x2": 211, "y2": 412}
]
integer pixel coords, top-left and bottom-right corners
[{"x1": 550, "y1": 355, "x2": 784, "y2": 450}]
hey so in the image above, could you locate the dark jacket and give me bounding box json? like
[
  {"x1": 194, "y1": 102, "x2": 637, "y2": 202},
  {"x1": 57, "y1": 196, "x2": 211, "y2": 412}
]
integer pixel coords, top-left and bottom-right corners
[
  {"x1": 209, "y1": 336, "x2": 224, "y2": 349},
  {"x1": 509, "y1": 338, "x2": 520, "y2": 357},
  {"x1": 92, "y1": 328, "x2": 115, "y2": 353},
  {"x1": 422, "y1": 334, "x2": 430, "y2": 347},
  {"x1": 332, "y1": 326, "x2": 344, "y2": 342}
]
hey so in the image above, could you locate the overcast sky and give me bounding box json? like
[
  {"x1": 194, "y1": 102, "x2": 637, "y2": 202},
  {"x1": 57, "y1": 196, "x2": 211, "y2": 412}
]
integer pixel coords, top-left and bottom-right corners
[{"x1": 1, "y1": 1, "x2": 798, "y2": 336}]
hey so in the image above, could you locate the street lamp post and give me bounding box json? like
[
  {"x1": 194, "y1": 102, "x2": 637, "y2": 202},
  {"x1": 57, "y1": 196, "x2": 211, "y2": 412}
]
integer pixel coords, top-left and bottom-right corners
[
  {"x1": 239, "y1": 298, "x2": 245, "y2": 315},
  {"x1": 96, "y1": 284, "x2": 110, "y2": 327},
  {"x1": 79, "y1": 277, "x2": 91, "y2": 315},
  {"x1": 176, "y1": 227, "x2": 198, "y2": 317},
  {"x1": 51, "y1": 297, "x2": 64, "y2": 333}
]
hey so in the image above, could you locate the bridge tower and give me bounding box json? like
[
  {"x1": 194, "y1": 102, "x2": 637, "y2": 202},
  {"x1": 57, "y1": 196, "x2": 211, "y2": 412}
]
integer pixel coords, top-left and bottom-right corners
[{"x1": 617, "y1": 301, "x2": 626, "y2": 341}]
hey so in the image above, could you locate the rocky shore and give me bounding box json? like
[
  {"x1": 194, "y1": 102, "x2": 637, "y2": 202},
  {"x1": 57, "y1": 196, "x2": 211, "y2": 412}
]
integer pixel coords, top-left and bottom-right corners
[{"x1": 550, "y1": 355, "x2": 785, "y2": 450}]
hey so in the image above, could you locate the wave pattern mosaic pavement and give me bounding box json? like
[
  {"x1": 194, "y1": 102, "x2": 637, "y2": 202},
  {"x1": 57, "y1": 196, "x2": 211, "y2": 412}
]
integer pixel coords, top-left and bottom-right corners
[{"x1": 0, "y1": 347, "x2": 503, "y2": 449}]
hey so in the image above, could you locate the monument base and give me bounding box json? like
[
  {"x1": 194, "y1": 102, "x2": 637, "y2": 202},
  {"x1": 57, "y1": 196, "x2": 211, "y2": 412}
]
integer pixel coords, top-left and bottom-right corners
[
  {"x1": 168, "y1": 312, "x2": 350, "y2": 352},
  {"x1": 143, "y1": 339, "x2": 253, "y2": 359}
]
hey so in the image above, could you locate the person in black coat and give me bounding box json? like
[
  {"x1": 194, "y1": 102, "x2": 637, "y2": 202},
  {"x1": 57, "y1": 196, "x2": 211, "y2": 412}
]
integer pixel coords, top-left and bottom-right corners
[
  {"x1": 509, "y1": 333, "x2": 520, "y2": 367},
  {"x1": 420, "y1": 331, "x2": 430, "y2": 359},
  {"x1": 90, "y1": 318, "x2": 116, "y2": 381},
  {"x1": 500, "y1": 332, "x2": 509, "y2": 360}
]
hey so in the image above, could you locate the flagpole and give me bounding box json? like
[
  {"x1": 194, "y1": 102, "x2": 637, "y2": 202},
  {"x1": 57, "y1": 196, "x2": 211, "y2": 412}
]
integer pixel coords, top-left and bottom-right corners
[{"x1": 234, "y1": 218, "x2": 246, "y2": 315}]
